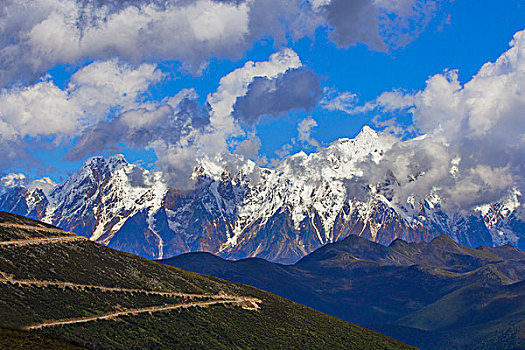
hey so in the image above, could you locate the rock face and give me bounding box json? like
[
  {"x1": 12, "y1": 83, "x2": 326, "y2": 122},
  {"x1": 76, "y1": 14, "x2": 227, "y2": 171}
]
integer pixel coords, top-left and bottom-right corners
[{"x1": 1, "y1": 126, "x2": 524, "y2": 263}]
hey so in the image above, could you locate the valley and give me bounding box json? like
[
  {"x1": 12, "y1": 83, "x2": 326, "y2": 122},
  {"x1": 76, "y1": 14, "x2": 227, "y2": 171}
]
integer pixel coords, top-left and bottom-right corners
[{"x1": 164, "y1": 233, "x2": 525, "y2": 349}]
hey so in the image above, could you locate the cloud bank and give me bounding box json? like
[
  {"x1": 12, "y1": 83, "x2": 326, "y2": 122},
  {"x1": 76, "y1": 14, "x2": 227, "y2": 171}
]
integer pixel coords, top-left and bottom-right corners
[
  {"x1": 0, "y1": 47, "x2": 310, "y2": 186},
  {"x1": 0, "y1": 0, "x2": 442, "y2": 87},
  {"x1": 0, "y1": 59, "x2": 162, "y2": 169},
  {"x1": 233, "y1": 68, "x2": 322, "y2": 126},
  {"x1": 0, "y1": 0, "x2": 253, "y2": 86},
  {"x1": 347, "y1": 29, "x2": 525, "y2": 214}
]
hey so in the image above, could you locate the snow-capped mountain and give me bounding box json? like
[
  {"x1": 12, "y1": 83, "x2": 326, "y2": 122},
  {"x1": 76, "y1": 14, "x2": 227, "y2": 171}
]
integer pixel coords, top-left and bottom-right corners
[{"x1": 1, "y1": 126, "x2": 523, "y2": 263}]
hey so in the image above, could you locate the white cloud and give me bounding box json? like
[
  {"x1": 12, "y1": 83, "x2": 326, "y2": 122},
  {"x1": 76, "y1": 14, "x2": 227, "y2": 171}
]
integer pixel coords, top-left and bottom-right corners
[
  {"x1": 0, "y1": 59, "x2": 162, "y2": 156},
  {"x1": 0, "y1": 173, "x2": 56, "y2": 195},
  {"x1": 120, "y1": 105, "x2": 174, "y2": 129},
  {"x1": 64, "y1": 92, "x2": 209, "y2": 162},
  {"x1": 154, "y1": 49, "x2": 303, "y2": 188},
  {"x1": 297, "y1": 117, "x2": 320, "y2": 148},
  {"x1": 0, "y1": 173, "x2": 27, "y2": 189},
  {"x1": 321, "y1": 88, "x2": 358, "y2": 114},
  {"x1": 69, "y1": 60, "x2": 162, "y2": 114},
  {"x1": 0, "y1": 79, "x2": 76, "y2": 140},
  {"x1": 321, "y1": 88, "x2": 415, "y2": 114},
  {"x1": 208, "y1": 49, "x2": 302, "y2": 127},
  {"x1": 0, "y1": 0, "x2": 443, "y2": 87},
  {"x1": 351, "y1": 29, "x2": 525, "y2": 212},
  {"x1": 201, "y1": 48, "x2": 302, "y2": 154},
  {"x1": 0, "y1": 0, "x2": 252, "y2": 86}
]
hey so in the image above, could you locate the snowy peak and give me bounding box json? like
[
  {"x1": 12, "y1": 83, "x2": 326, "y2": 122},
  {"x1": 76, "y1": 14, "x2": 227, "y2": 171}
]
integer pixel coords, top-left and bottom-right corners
[
  {"x1": 0, "y1": 173, "x2": 27, "y2": 190},
  {"x1": 50, "y1": 154, "x2": 155, "y2": 200},
  {"x1": 43, "y1": 154, "x2": 168, "y2": 243},
  {"x1": 0, "y1": 127, "x2": 523, "y2": 263},
  {"x1": 325, "y1": 125, "x2": 392, "y2": 167},
  {"x1": 358, "y1": 124, "x2": 375, "y2": 136},
  {"x1": 0, "y1": 173, "x2": 56, "y2": 196},
  {"x1": 76, "y1": 154, "x2": 129, "y2": 177}
]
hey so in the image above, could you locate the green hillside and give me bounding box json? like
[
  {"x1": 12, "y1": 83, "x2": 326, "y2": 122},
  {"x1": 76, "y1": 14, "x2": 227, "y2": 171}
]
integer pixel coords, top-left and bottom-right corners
[
  {"x1": 0, "y1": 327, "x2": 85, "y2": 349},
  {"x1": 0, "y1": 212, "x2": 412, "y2": 349},
  {"x1": 164, "y1": 233, "x2": 525, "y2": 349},
  {"x1": 396, "y1": 281, "x2": 525, "y2": 349}
]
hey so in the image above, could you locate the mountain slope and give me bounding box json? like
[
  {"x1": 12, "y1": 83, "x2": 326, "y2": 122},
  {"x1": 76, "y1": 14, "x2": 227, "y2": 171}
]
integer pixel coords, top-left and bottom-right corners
[
  {"x1": 0, "y1": 327, "x2": 85, "y2": 350},
  {"x1": 163, "y1": 234, "x2": 525, "y2": 349},
  {"x1": 0, "y1": 211, "x2": 412, "y2": 349},
  {"x1": 1, "y1": 126, "x2": 523, "y2": 263}
]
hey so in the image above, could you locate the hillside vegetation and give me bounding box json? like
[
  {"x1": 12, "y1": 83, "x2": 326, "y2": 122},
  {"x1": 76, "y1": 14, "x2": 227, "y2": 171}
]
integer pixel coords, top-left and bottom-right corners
[
  {"x1": 0, "y1": 212, "x2": 412, "y2": 349},
  {"x1": 164, "y1": 234, "x2": 525, "y2": 349}
]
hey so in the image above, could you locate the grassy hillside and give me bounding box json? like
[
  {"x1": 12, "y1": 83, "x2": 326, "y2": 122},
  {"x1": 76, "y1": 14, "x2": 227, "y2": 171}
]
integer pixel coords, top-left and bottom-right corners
[
  {"x1": 0, "y1": 327, "x2": 85, "y2": 349},
  {"x1": 0, "y1": 211, "x2": 412, "y2": 349},
  {"x1": 163, "y1": 234, "x2": 525, "y2": 349},
  {"x1": 395, "y1": 281, "x2": 525, "y2": 349}
]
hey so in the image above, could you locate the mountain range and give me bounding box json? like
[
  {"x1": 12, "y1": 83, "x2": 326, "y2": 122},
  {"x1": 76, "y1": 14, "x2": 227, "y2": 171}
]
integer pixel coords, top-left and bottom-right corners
[
  {"x1": 163, "y1": 233, "x2": 525, "y2": 349},
  {"x1": 1, "y1": 126, "x2": 523, "y2": 263},
  {"x1": 0, "y1": 211, "x2": 411, "y2": 349}
]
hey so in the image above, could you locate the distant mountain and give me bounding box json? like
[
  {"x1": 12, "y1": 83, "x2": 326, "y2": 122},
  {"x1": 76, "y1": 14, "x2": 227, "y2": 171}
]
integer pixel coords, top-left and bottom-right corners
[
  {"x1": 0, "y1": 211, "x2": 411, "y2": 349},
  {"x1": 163, "y1": 234, "x2": 525, "y2": 349},
  {"x1": 1, "y1": 126, "x2": 523, "y2": 263}
]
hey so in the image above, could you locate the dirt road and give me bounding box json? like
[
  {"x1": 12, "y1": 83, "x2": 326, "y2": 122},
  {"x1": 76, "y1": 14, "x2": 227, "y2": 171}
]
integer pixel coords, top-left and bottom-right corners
[
  {"x1": 0, "y1": 236, "x2": 85, "y2": 246},
  {"x1": 0, "y1": 275, "x2": 242, "y2": 300},
  {"x1": 24, "y1": 298, "x2": 260, "y2": 330},
  {"x1": 3, "y1": 273, "x2": 261, "y2": 330},
  {"x1": 0, "y1": 223, "x2": 73, "y2": 233}
]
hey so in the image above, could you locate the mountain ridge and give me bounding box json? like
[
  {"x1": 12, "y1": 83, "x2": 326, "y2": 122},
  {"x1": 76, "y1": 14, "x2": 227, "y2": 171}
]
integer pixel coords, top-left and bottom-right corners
[
  {"x1": 1, "y1": 126, "x2": 523, "y2": 263},
  {"x1": 163, "y1": 233, "x2": 525, "y2": 349},
  {"x1": 0, "y1": 211, "x2": 412, "y2": 349}
]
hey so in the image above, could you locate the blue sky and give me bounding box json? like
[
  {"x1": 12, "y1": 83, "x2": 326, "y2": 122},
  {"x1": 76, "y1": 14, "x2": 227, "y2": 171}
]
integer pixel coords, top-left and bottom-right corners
[{"x1": 0, "y1": 0, "x2": 524, "y2": 189}]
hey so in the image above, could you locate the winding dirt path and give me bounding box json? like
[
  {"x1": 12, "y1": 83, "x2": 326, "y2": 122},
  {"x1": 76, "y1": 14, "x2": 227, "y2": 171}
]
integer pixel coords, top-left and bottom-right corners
[
  {"x1": 0, "y1": 275, "x2": 241, "y2": 300},
  {"x1": 24, "y1": 298, "x2": 260, "y2": 330},
  {"x1": 2, "y1": 274, "x2": 261, "y2": 330},
  {"x1": 0, "y1": 223, "x2": 262, "y2": 330},
  {"x1": 0, "y1": 236, "x2": 85, "y2": 247},
  {"x1": 0, "y1": 223, "x2": 73, "y2": 233}
]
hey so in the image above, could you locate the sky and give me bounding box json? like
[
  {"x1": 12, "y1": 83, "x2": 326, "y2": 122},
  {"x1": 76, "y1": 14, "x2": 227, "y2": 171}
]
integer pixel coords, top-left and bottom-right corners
[{"x1": 0, "y1": 0, "x2": 524, "y2": 213}]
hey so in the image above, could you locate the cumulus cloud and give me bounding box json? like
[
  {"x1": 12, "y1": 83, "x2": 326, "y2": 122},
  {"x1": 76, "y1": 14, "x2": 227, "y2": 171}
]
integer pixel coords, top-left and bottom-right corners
[
  {"x1": 313, "y1": 0, "x2": 440, "y2": 50},
  {"x1": 152, "y1": 49, "x2": 306, "y2": 188},
  {"x1": 351, "y1": 29, "x2": 525, "y2": 213},
  {"x1": 0, "y1": 0, "x2": 254, "y2": 86},
  {"x1": 297, "y1": 117, "x2": 320, "y2": 148},
  {"x1": 0, "y1": 59, "x2": 162, "y2": 171},
  {"x1": 321, "y1": 87, "x2": 415, "y2": 115},
  {"x1": 0, "y1": 59, "x2": 161, "y2": 142},
  {"x1": 232, "y1": 68, "x2": 322, "y2": 126},
  {"x1": 197, "y1": 49, "x2": 302, "y2": 155},
  {"x1": 0, "y1": 0, "x2": 443, "y2": 87},
  {"x1": 0, "y1": 173, "x2": 57, "y2": 195},
  {"x1": 321, "y1": 88, "x2": 358, "y2": 114},
  {"x1": 66, "y1": 97, "x2": 211, "y2": 161}
]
